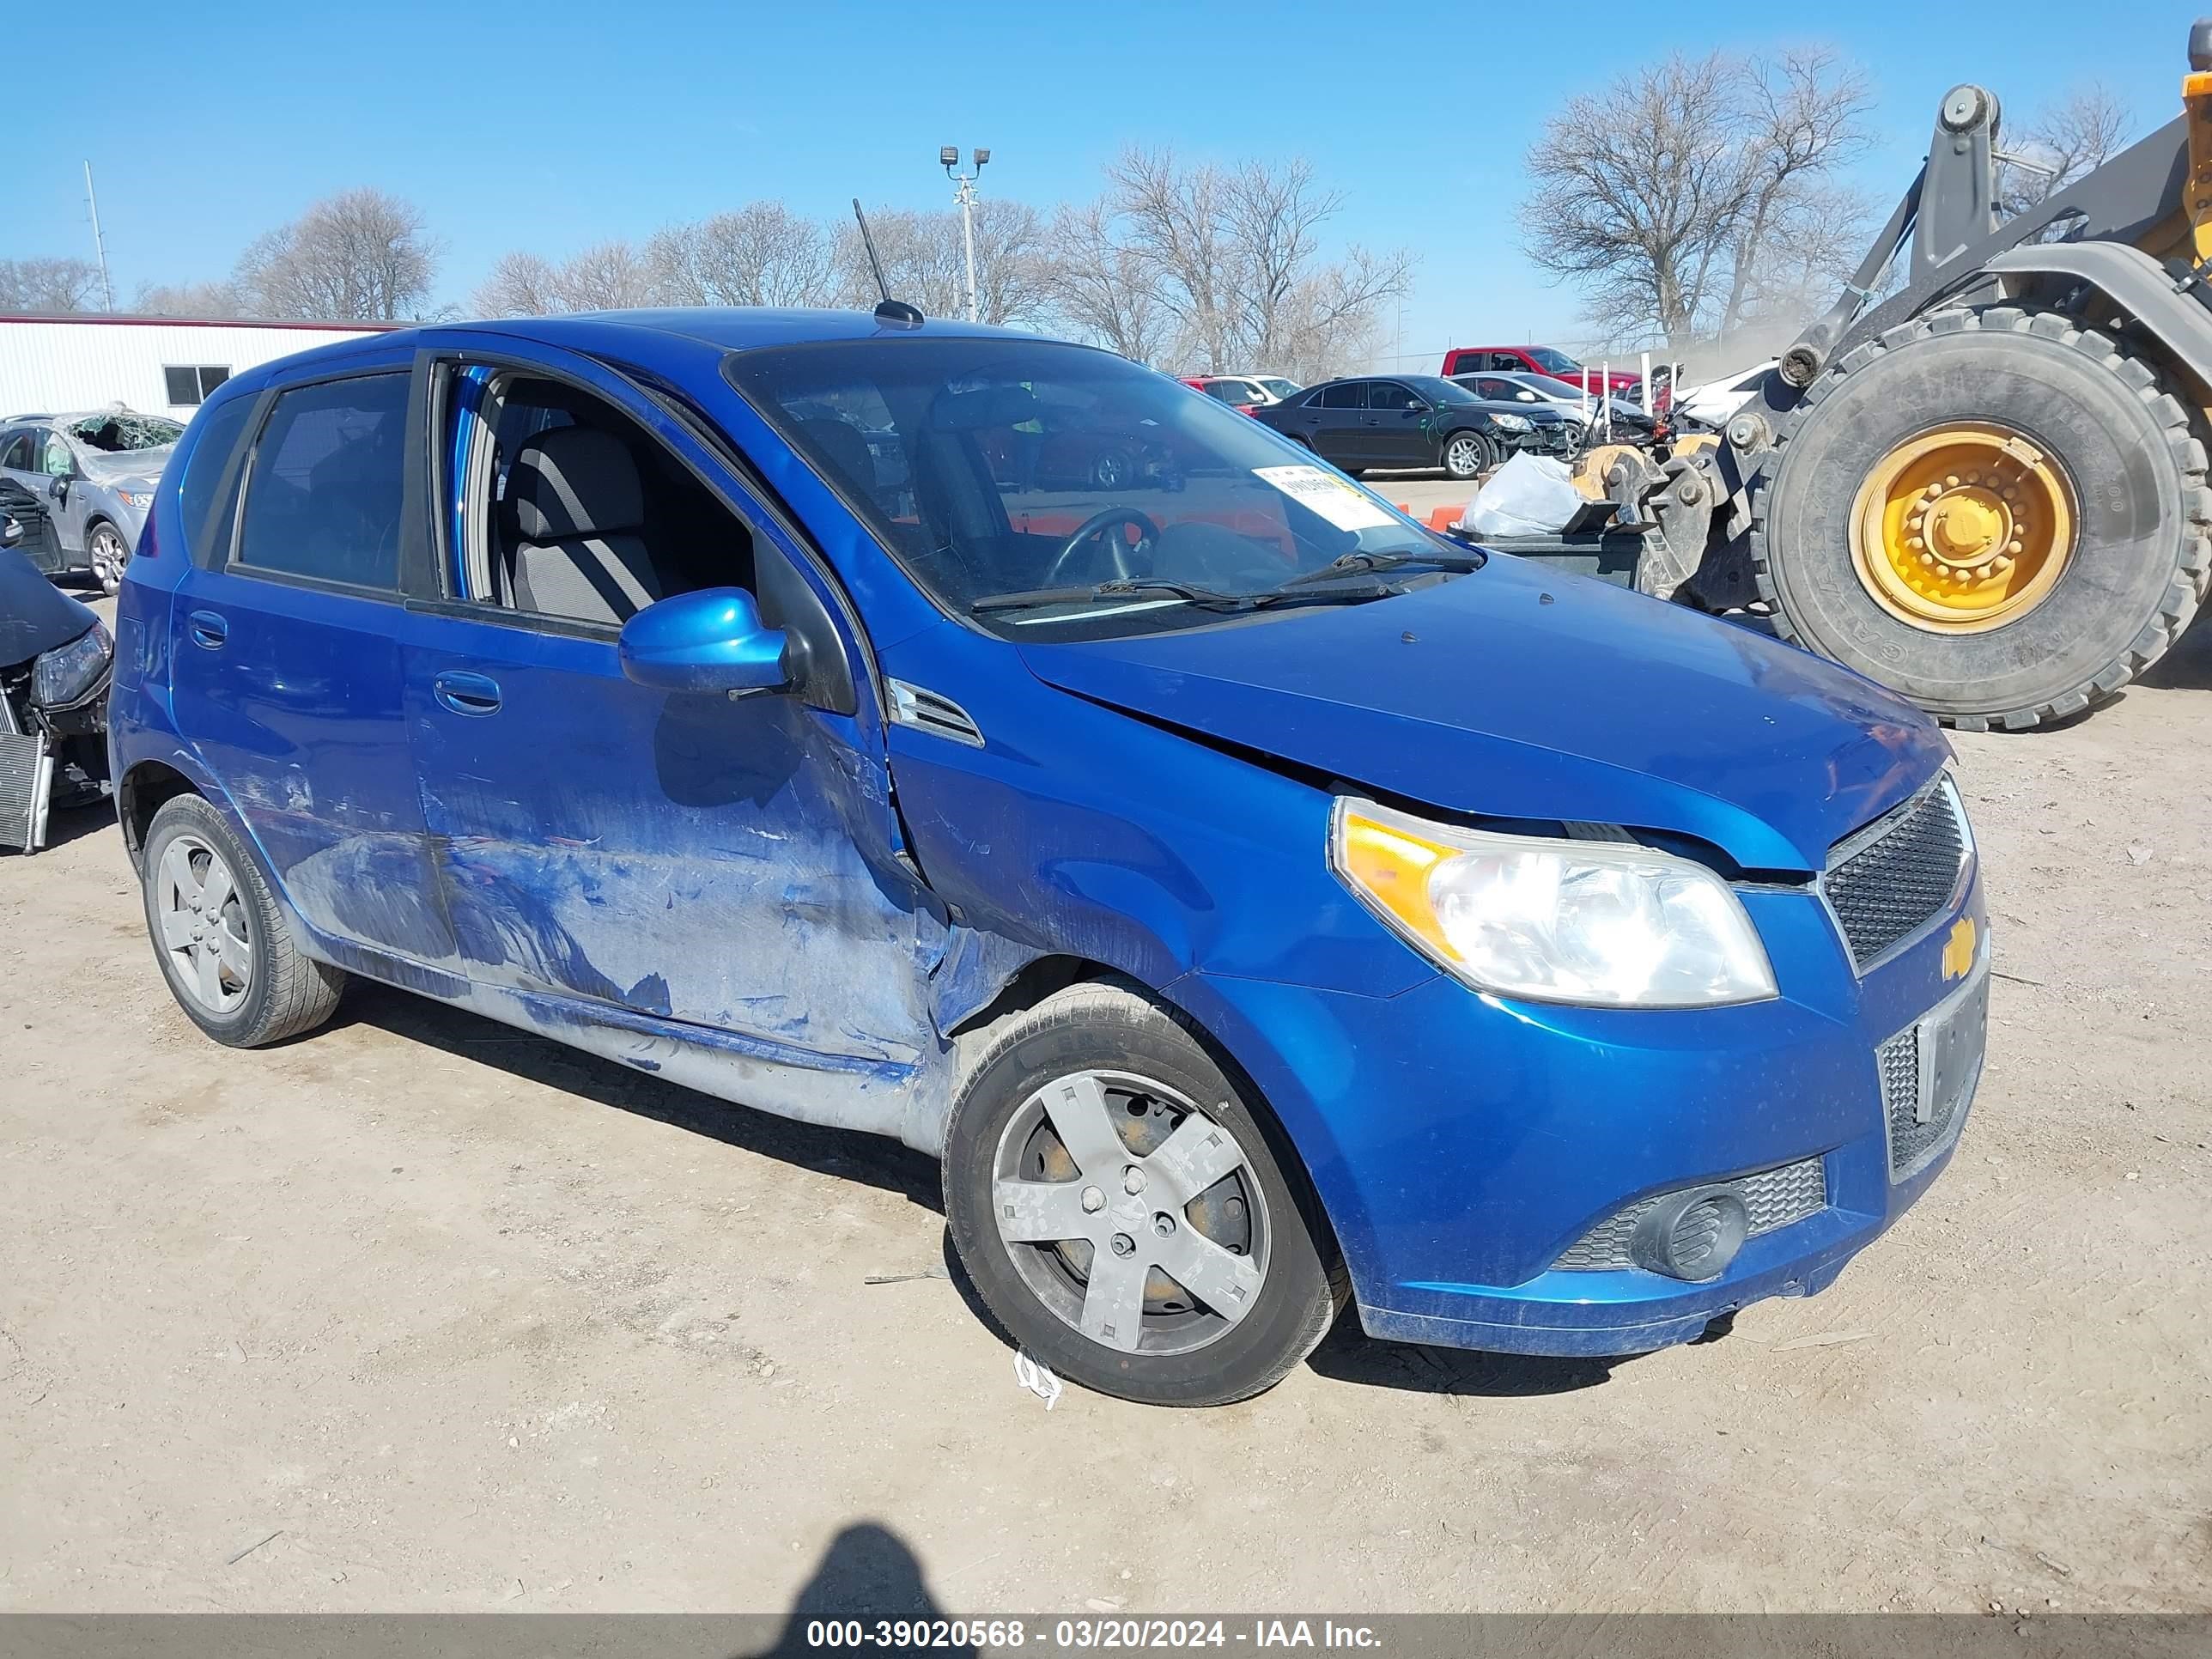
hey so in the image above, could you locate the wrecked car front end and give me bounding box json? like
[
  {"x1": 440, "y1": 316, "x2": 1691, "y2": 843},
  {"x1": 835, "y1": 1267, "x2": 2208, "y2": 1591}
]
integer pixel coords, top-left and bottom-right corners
[{"x1": 1, "y1": 536, "x2": 112, "y2": 851}]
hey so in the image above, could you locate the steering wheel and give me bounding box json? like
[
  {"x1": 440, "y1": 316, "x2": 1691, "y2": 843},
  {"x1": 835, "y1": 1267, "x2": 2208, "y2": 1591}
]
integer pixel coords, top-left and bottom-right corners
[{"x1": 1044, "y1": 508, "x2": 1163, "y2": 587}]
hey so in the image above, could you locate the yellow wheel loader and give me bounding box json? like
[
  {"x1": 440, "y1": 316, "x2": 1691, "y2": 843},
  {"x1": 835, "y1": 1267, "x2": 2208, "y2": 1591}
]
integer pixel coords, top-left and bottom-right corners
[{"x1": 1558, "y1": 18, "x2": 2212, "y2": 731}]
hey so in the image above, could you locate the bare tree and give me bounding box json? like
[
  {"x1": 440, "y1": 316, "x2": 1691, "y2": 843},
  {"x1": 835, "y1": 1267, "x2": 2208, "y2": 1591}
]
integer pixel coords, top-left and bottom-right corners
[
  {"x1": 0, "y1": 257, "x2": 106, "y2": 313},
  {"x1": 1520, "y1": 50, "x2": 1874, "y2": 344},
  {"x1": 550, "y1": 240, "x2": 658, "y2": 310},
  {"x1": 1084, "y1": 147, "x2": 1412, "y2": 378},
  {"x1": 1719, "y1": 49, "x2": 1874, "y2": 331},
  {"x1": 648, "y1": 202, "x2": 836, "y2": 307},
  {"x1": 135, "y1": 279, "x2": 246, "y2": 318},
  {"x1": 1997, "y1": 83, "x2": 2136, "y2": 216},
  {"x1": 471, "y1": 240, "x2": 658, "y2": 315},
  {"x1": 472, "y1": 251, "x2": 565, "y2": 316},
  {"x1": 233, "y1": 188, "x2": 442, "y2": 321},
  {"x1": 1044, "y1": 201, "x2": 1174, "y2": 365}
]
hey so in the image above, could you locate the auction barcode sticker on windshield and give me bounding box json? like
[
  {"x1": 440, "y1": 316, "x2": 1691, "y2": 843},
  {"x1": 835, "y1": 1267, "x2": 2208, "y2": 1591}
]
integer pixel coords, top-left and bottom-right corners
[{"x1": 1253, "y1": 465, "x2": 1399, "y2": 532}]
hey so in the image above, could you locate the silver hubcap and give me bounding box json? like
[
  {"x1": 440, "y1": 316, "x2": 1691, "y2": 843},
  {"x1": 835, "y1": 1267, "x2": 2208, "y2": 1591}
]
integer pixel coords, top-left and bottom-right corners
[
  {"x1": 155, "y1": 835, "x2": 252, "y2": 1014},
  {"x1": 1095, "y1": 453, "x2": 1128, "y2": 488},
  {"x1": 1448, "y1": 436, "x2": 1482, "y2": 474},
  {"x1": 991, "y1": 1069, "x2": 1268, "y2": 1356}
]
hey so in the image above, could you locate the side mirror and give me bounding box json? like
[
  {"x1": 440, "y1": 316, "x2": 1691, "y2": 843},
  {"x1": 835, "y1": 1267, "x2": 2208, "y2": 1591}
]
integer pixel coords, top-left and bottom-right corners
[
  {"x1": 1, "y1": 515, "x2": 19, "y2": 548},
  {"x1": 618, "y1": 587, "x2": 790, "y2": 697},
  {"x1": 1403, "y1": 401, "x2": 1429, "y2": 414}
]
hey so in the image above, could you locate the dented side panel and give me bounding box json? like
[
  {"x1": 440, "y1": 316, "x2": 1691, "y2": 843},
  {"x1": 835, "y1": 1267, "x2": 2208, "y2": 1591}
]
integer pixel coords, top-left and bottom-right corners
[{"x1": 403, "y1": 606, "x2": 939, "y2": 1072}]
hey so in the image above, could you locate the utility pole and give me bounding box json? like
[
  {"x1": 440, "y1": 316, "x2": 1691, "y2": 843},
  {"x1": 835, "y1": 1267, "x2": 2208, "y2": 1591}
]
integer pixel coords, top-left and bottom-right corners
[
  {"x1": 940, "y1": 146, "x2": 989, "y2": 323},
  {"x1": 83, "y1": 161, "x2": 113, "y2": 313}
]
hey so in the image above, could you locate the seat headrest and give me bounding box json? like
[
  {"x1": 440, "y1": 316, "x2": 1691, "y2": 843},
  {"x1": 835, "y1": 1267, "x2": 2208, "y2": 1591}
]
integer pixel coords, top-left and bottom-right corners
[{"x1": 509, "y1": 426, "x2": 643, "y2": 540}]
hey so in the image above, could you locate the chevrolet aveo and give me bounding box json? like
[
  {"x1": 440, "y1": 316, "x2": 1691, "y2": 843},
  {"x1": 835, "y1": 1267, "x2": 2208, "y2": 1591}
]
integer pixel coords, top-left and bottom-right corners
[{"x1": 109, "y1": 308, "x2": 1988, "y2": 1406}]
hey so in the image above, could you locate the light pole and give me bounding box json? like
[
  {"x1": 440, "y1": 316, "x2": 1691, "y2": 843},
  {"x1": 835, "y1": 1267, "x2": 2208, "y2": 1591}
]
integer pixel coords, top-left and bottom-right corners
[{"x1": 940, "y1": 145, "x2": 989, "y2": 323}]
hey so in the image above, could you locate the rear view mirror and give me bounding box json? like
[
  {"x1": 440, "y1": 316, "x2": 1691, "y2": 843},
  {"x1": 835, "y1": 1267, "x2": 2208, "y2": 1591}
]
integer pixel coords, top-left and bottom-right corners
[
  {"x1": 931, "y1": 384, "x2": 1040, "y2": 431},
  {"x1": 619, "y1": 587, "x2": 790, "y2": 697}
]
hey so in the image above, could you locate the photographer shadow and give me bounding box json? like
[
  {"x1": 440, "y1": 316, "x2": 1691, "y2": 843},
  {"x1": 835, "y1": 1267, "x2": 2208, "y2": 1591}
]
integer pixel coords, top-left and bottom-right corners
[{"x1": 754, "y1": 1522, "x2": 974, "y2": 1658}]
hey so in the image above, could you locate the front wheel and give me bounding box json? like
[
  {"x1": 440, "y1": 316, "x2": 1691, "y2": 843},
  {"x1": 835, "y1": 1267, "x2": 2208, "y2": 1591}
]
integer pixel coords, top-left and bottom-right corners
[
  {"x1": 1443, "y1": 428, "x2": 1493, "y2": 481},
  {"x1": 87, "y1": 523, "x2": 128, "y2": 595},
  {"x1": 943, "y1": 979, "x2": 1342, "y2": 1407}
]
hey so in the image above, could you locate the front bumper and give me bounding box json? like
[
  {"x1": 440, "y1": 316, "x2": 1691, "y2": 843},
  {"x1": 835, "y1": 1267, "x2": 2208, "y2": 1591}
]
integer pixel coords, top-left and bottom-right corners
[{"x1": 1182, "y1": 876, "x2": 1986, "y2": 1357}]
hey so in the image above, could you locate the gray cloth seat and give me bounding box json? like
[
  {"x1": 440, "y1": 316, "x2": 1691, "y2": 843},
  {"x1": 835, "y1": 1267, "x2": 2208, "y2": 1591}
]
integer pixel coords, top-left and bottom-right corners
[{"x1": 505, "y1": 426, "x2": 661, "y2": 623}]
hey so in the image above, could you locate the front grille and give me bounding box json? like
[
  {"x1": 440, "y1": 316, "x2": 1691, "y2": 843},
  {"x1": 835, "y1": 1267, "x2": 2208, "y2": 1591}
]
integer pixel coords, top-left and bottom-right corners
[
  {"x1": 1825, "y1": 780, "x2": 1968, "y2": 970},
  {"x1": 1553, "y1": 1157, "x2": 1827, "y2": 1271}
]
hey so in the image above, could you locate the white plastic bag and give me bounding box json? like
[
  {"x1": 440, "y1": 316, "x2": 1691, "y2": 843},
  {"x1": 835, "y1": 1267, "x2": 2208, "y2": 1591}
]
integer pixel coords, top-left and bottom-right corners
[{"x1": 1458, "y1": 452, "x2": 1583, "y2": 538}]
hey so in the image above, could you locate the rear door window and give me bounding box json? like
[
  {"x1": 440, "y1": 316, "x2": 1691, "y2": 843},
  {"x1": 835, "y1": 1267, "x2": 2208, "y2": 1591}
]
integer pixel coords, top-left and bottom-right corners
[
  {"x1": 234, "y1": 374, "x2": 410, "y2": 590},
  {"x1": 1320, "y1": 382, "x2": 1365, "y2": 410}
]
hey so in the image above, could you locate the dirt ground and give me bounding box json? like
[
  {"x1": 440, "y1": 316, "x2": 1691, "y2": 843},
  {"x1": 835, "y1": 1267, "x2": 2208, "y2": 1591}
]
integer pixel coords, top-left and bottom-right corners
[{"x1": 2, "y1": 580, "x2": 2207, "y2": 1619}]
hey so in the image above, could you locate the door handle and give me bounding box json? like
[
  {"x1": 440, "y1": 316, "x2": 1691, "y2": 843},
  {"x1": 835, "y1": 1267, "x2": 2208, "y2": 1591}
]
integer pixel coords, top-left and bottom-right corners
[
  {"x1": 186, "y1": 610, "x2": 228, "y2": 649},
  {"x1": 433, "y1": 670, "x2": 502, "y2": 716}
]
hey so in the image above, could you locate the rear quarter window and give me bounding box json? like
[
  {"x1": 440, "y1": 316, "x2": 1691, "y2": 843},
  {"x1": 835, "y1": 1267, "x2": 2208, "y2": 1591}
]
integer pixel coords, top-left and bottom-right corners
[
  {"x1": 234, "y1": 374, "x2": 410, "y2": 590},
  {"x1": 177, "y1": 395, "x2": 257, "y2": 566}
]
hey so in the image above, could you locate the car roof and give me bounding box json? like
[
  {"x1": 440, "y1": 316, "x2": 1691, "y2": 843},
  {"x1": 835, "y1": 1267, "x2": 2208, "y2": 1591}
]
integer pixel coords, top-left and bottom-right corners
[{"x1": 464, "y1": 306, "x2": 1020, "y2": 355}]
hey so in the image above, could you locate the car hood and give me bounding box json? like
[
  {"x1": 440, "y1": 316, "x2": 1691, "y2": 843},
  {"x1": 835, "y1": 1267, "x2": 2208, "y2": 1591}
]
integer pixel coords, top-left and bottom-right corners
[
  {"x1": 0, "y1": 544, "x2": 100, "y2": 665},
  {"x1": 78, "y1": 446, "x2": 172, "y2": 489},
  {"x1": 1018, "y1": 555, "x2": 1948, "y2": 873}
]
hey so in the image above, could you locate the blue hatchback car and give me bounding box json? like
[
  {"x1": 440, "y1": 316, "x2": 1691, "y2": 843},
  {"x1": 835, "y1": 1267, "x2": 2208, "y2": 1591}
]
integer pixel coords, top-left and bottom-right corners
[{"x1": 109, "y1": 308, "x2": 1988, "y2": 1405}]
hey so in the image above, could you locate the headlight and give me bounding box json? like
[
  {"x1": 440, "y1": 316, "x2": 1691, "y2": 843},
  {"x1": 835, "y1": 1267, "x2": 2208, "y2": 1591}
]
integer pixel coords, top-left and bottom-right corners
[
  {"x1": 30, "y1": 622, "x2": 112, "y2": 708},
  {"x1": 1491, "y1": 413, "x2": 1533, "y2": 432},
  {"x1": 112, "y1": 489, "x2": 152, "y2": 510},
  {"x1": 1330, "y1": 797, "x2": 1777, "y2": 1007}
]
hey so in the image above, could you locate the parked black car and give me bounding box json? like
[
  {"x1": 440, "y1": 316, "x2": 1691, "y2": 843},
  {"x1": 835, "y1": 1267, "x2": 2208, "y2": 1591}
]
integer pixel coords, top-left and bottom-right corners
[{"x1": 1254, "y1": 375, "x2": 1540, "y2": 480}]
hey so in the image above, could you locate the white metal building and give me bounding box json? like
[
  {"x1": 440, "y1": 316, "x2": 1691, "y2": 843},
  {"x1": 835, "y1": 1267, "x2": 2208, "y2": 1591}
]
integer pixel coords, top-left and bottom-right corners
[{"x1": 0, "y1": 315, "x2": 392, "y2": 421}]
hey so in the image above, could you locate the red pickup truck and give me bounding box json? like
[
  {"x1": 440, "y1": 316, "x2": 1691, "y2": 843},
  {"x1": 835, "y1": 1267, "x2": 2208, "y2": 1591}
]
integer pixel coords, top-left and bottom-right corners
[{"x1": 1440, "y1": 345, "x2": 1641, "y2": 398}]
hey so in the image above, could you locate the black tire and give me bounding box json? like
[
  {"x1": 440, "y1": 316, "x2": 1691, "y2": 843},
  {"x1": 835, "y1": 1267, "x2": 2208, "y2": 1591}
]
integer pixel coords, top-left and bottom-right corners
[
  {"x1": 141, "y1": 793, "x2": 345, "y2": 1048},
  {"x1": 1752, "y1": 306, "x2": 2212, "y2": 731},
  {"x1": 1442, "y1": 428, "x2": 1493, "y2": 481},
  {"x1": 942, "y1": 978, "x2": 1344, "y2": 1407}
]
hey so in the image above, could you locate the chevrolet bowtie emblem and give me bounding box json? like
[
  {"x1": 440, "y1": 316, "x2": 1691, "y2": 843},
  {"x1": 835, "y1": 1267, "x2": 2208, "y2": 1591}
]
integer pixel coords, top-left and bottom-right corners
[{"x1": 1942, "y1": 916, "x2": 1977, "y2": 980}]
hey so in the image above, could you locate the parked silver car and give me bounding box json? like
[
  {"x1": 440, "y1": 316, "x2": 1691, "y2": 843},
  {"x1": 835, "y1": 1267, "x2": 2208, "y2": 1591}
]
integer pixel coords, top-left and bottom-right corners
[{"x1": 0, "y1": 408, "x2": 185, "y2": 594}]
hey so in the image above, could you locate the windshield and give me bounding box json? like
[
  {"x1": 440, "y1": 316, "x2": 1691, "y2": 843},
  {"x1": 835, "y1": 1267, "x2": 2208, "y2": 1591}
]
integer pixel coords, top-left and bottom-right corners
[
  {"x1": 1526, "y1": 348, "x2": 1582, "y2": 376},
  {"x1": 1256, "y1": 378, "x2": 1300, "y2": 400},
  {"x1": 67, "y1": 410, "x2": 185, "y2": 453},
  {"x1": 728, "y1": 338, "x2": 1462, "y2": 637},
  {"x1": 1513, "y1": 374, "x2": 1587, "y2": 401}
]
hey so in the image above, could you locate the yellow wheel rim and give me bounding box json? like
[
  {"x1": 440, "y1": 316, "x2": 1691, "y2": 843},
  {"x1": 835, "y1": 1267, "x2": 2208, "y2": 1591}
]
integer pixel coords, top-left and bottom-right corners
[{"x1": 1850, "y1": 423, "x2": 2076, "y2": 632}]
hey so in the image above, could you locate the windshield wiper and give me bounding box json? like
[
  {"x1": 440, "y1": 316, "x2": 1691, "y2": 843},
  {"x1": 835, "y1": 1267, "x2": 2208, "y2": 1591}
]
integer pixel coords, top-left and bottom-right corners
[
  {"x1": 970, "y1": 574, "x2": 1407, "y2": 617},
  {"x1": 971, "y1": 579, "x2": 1259, "y2": 615},
  {"x1": 1271, "y1": 546, "x2": 1486, "y2": 592}
]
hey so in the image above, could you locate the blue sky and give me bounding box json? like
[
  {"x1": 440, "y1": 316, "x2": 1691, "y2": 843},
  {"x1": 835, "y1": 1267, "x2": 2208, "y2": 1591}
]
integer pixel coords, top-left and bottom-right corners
[{"x1": 15, "y1": 0, "x2": 2198, "y2": 364}]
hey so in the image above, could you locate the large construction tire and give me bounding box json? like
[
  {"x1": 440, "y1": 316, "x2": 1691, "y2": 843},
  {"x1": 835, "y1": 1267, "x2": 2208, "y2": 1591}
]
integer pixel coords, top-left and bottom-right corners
[{"x1": 1750, "y1": 306, "x2": 2212, "y2": 731}]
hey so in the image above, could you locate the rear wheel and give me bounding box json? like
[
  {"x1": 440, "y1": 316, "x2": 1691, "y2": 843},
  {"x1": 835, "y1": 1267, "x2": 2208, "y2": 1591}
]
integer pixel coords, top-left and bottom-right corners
[
  {"x1": 141, "y1": 794, "x2": 344, "y2": 1047},
  {"x1": 943, "y1": 979, "x2": 1342, "y2": 1407},
  {"x1": 1752, "y1": 307, "x2": 2211, "y2": 730}
]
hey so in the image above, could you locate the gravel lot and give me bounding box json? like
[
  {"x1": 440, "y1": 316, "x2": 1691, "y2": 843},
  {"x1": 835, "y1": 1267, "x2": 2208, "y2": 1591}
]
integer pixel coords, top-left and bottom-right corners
[{"x1": 1, "y1": 586, "x2": 2206, "y2": 1617}]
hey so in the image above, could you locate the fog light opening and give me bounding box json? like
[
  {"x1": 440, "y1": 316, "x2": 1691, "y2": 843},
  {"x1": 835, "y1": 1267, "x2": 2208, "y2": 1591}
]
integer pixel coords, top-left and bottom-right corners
[{"x1": 1631, "y1": 1188, "x2": 1750, "y2": 1282}]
